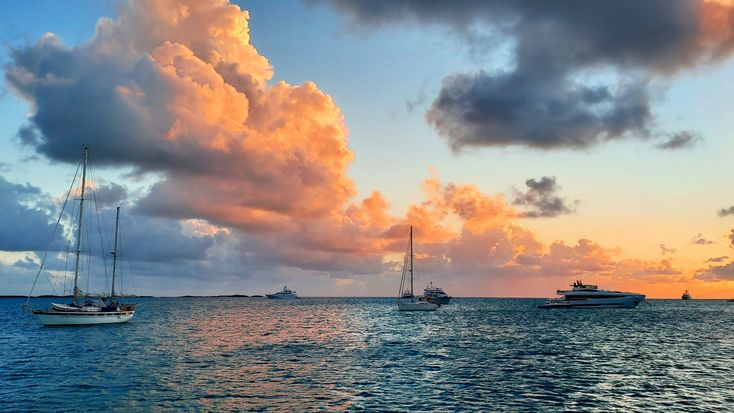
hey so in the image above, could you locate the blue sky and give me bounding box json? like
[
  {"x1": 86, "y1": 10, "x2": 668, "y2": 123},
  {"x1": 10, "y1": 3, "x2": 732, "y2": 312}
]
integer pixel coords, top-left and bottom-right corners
[{"x1": 2, "y1": 0, "x2": 734, "y2": 297}]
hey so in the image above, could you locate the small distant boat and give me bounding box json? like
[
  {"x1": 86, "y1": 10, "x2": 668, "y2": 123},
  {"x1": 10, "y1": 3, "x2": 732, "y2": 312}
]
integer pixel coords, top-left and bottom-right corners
[
  {"x1": 266, "y1": 286, "x2": 299, "y2": 299},
  {"x1": 681, "y1": 290, "x2": 691, "y2": 300},
  {"x1": 28, "y1": 146, "x2": 137, "y2": 325},
  {"x1": 397, "y1": 226, "x2": 439, "y2": 312},
  {"x1": 420, "y1": 282, "x2": 451, "y2": 305},
  {"x1": 539, "y1": 280, "x2": 645, "y2": 309}
]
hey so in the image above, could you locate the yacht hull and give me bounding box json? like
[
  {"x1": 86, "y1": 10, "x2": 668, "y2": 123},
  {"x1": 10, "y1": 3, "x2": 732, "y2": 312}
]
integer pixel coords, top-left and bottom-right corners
[
  {"x1": 265, "y1": 295, "x2": 297, "y2": 299},
  {"x1": 398, "y1": 301, "x2": 439, "y2": 311},
  {"x1": 33, "y1": 310, "x2": 135, "y2": 325},
  {"x1": 539, "y1": 295, "x2": 644, "y2": 309},
  {"x1": 422, "y1": 296, "x2": 451, "y2": 305}
]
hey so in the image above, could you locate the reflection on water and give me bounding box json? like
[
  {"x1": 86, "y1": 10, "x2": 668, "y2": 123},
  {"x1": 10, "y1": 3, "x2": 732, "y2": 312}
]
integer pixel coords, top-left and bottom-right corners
[{"x1": 2, "y1": 297, "x2": 734, "y2": 411}]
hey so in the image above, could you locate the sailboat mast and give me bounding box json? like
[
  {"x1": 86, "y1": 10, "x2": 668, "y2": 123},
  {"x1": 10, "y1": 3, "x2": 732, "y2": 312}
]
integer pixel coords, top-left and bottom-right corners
[
  {"x1": 72, "y1": 145, "x2": 88, "y2": 304},
  {"x1": 409, "y1": 225, "x2": 414, "y2": 296},
  {"x1": 110, "y1": 206, "x2": 120, "y2": 299}
]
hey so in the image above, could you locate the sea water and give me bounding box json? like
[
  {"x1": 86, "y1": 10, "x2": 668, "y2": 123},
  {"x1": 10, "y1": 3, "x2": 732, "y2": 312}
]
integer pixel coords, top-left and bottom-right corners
[{"x1": 1, "y1": 297, "x2": 733, "y2": 411}]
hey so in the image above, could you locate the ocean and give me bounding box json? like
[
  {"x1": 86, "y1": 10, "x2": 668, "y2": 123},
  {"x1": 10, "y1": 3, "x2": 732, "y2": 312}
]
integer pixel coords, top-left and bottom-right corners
[{"x1": 1, "y1": 297, "x2": 733, "y2": 412}]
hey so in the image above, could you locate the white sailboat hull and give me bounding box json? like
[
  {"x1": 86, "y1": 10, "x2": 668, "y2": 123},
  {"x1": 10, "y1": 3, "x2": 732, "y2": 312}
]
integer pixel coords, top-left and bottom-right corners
[
  {"x1": 398, "y1": 301, "x2": 439, "y2": 311},
  {"x1": 33, "y1": 310, "x2": 135, "y2": 325}
]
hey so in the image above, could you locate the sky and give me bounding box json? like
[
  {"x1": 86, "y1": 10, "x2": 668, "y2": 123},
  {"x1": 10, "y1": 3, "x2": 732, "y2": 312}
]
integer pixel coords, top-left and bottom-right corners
[{"x1": 1, "y1": 0, "x2": 734, "y2": 298}]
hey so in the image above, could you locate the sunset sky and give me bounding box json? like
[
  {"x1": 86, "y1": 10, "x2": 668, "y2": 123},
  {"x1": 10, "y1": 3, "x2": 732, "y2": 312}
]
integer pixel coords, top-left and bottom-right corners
[{"x1": 2, "y1": 0, "x2": 734, "y2": 298}]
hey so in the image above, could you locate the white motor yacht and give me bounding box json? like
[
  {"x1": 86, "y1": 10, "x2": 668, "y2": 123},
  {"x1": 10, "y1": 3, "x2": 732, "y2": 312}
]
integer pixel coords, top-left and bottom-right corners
[
  {"x1": 266, "y1": 286, "x2": 299, "y2": 299},
  {"x1": 539, "y1": 280, "x2": 645, "y2": 309},
  {"x1": 420, "y1": 282, "x2": 451, "y2": 305}
]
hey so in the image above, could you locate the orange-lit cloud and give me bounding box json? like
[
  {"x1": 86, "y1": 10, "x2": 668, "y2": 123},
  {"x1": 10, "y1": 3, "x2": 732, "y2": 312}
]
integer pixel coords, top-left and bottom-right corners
[{"x1": 5, "y1": 0, "x2": 734, "y2": 297}]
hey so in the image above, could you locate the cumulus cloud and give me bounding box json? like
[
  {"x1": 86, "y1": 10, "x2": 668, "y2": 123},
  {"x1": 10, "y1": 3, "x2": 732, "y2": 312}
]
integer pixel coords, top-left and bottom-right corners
[
  {"x1": 512, "y1": 176, "x2": 576, "y2": 218},
  {"x1": 5, "y1": 0, "x2": 356, "y2": 234},
  {"x1": 0, "y1": 0, "x2": 695, "y2": 295},
  {"x1": 318, "y1": 0, "x2": 734, "y2": 150}
]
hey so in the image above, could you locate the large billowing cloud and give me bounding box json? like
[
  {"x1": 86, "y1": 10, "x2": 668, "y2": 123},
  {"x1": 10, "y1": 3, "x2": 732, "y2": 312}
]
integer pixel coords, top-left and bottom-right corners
[
  {"x1": 317, "y1": 0, "x2": 734, "y2": 150},
  {"x1": 1, "y1": 0, "x2": 700, "y2": 295}
]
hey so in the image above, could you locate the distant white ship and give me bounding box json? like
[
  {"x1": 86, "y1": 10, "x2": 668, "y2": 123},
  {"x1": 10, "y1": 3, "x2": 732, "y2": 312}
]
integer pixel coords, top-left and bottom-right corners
[
  {"x1": 539, "y1": 280, "x2": 645, "y2": 309},
  {"x1": 266, "y1": 286, "x2": 299, "y2": 299},
  {"x1": 420, "y1": 282, "x2": 451, "y2": 305}
]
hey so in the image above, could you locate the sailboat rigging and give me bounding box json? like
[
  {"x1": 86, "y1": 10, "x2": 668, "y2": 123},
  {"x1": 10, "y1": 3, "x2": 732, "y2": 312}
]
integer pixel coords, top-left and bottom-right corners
[
  {"x1": 397, "y1": 226, "x2": 439, "y2": 312},
  {"x1": 28, "y1": 146, "x2": 137, "y2": 325}
]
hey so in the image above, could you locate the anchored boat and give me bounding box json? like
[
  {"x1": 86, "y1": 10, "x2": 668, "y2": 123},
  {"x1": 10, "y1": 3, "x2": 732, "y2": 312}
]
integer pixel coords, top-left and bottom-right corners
[
  {"x1": 266, "y1": 286, "x2": 299, "y2": 299},
  {"x1": 397, "y1": 226, "x2": 438, "y2": 312},
  {"x1": 27, "y1": 146, "x2": 137, "y2": 325},
  {"x1": 539, "y1": 280, "x2": 645, "y2": 309},
  {"x1": 420, "y1": 282, "x2": 451, "y2": 305}
]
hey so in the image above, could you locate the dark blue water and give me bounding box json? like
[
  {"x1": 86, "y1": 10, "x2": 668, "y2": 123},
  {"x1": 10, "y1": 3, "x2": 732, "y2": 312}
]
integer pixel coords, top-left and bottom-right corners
[{"x1": 2, "y1": 298, "x2": 733, "y2": 412}]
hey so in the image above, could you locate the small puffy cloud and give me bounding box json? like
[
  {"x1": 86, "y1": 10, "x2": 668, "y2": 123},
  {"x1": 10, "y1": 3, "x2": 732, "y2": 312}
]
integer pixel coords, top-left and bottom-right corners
[
  {"x1": 706, "y1": 256, "x2": 728, "y2": 263},
  {"x1": 655, "y1": 131, "x2": 702, "y2": 150},
  {"x1": 512, "y1": 176, "x2": 576, "y2": 218},
  {"x1": 660, "y1": 244, "x2": 678, "y2": 256},
  {"x1": 691, "y1": 233, "x2": 715, "y2": 245},
  {"x1": 718, "y1": 206, "x2": 734, "y2": 217}
]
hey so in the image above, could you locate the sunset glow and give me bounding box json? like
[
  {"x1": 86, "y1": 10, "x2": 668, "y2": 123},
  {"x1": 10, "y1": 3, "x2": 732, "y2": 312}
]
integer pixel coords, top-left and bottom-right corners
[{"x1": 2, "y1": 0, "x2": 734, "y2": 298}]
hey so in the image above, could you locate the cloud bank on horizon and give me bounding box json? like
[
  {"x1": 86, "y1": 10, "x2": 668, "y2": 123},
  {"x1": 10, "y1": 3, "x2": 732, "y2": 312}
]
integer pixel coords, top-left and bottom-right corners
[{"x1": 1, "y1": 0, "x2": 732, "y2": 296}]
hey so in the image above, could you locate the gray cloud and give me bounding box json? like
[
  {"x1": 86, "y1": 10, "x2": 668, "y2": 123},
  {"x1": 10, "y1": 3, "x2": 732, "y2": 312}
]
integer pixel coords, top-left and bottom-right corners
[
  {"x1": 0, "y1": 175, "x2": 66, "y2": 251},
  {"x1": 696, "y1": 262, "x2": 734, "y2": 281},
  {"x1": 317, "y1": 0, "x2": 734, "y2": 150},
  {"x1": 660, "y1": 244, "x2": 677, "y2": 256},
  {"x1": 691, "y1": 233, "x2": 715, "y2": 245},
  {"x1": 94, "y1": 182, "x2": 128, "y2": 207},
  {"x1": 405, "y1": 80, "x2": 429, "y2": 114},
  {"x1": 427, "y1": 69, "x2": 653, "y2": 151},
  {"x1": 656, "y1": 131, "x2": 702, "y2": 150},
  {"x1": 718, "y1": 206, "x2": 734, "y2": 217},
  {"x1": 706, "y1": 256, "x2": 728, "y2": 263},
  {"x1": 114, "y1": 209, "x2": 216, "y2": 263},
  {"x1": 512, "y1": 176, "x2": 576, "y2": 218}
]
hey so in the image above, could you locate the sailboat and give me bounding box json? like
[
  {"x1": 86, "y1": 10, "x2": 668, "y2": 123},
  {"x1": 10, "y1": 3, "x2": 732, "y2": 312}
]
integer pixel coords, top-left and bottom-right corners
[
  {"x1": 397, "y1": 226, "x2": 439, "y2": 311},
  {"x1": 28, "y1": 146, "x2": 137, "y2": 325}
]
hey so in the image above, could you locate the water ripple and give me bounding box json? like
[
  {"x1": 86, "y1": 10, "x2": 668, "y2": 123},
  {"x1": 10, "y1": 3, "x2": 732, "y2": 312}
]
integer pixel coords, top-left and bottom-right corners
[{"x1": 1, "y1": 298, "x2": 733, "y2": 411}]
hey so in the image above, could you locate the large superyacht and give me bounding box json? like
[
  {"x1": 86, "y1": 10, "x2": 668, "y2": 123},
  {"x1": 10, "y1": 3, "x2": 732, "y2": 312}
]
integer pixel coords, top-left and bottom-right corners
[{"x1": 538, "y1": 280, "x2": 645, "y2": 309}]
